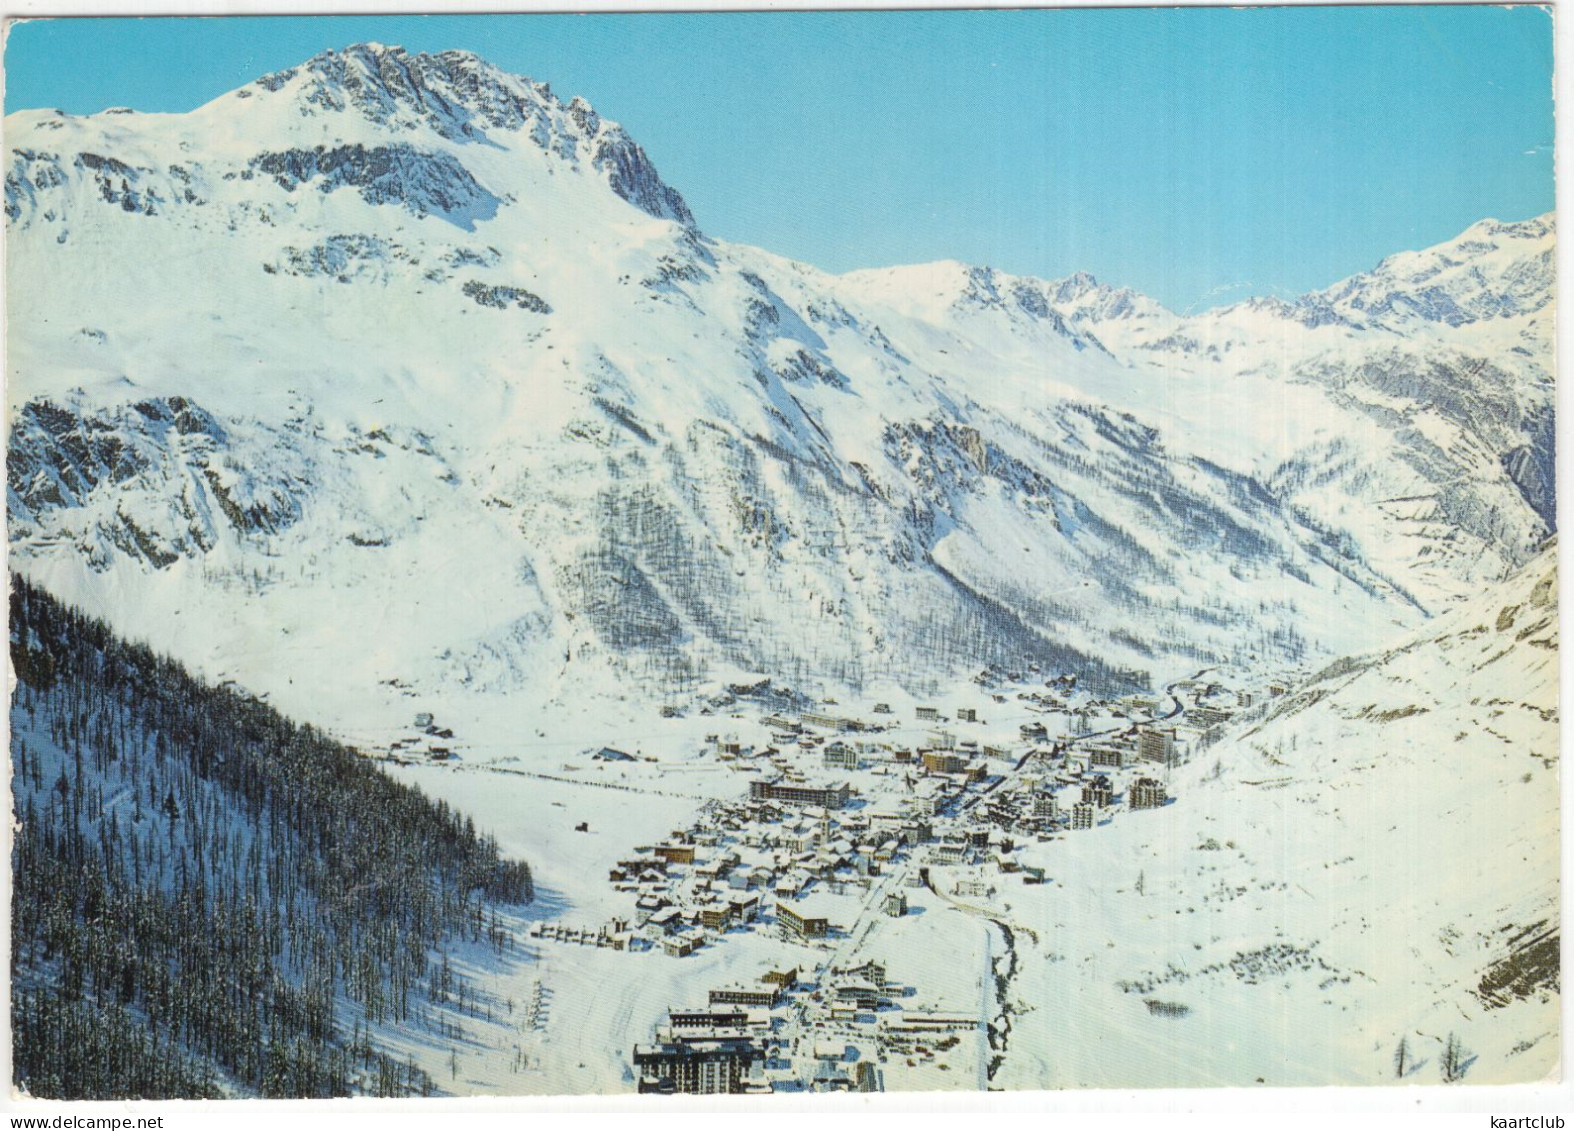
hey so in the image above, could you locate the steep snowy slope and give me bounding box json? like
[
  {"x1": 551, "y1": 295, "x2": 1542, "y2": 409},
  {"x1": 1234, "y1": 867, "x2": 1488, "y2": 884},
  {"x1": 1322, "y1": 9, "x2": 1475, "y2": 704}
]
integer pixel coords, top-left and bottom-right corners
[
  {"x1": 991, "y1": 539, "x2": 1559, "y2": 1088},
  {"x1": 5, "y1": 44, "x2": 1554, "y2": 734}
]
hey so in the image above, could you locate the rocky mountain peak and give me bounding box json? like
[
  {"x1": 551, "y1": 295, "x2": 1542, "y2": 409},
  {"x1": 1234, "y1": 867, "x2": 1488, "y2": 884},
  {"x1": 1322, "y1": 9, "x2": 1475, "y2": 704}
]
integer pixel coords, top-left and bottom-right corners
[
  {"x1": 246, "y1": 43, "x2": 695, "y2": 227},
  {"x1": 1047, "y1": 270, "x2": 1166, "y2": 322}
]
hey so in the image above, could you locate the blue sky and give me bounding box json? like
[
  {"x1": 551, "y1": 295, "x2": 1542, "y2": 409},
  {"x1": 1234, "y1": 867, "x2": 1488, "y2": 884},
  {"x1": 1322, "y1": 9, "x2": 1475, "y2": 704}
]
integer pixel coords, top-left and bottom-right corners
[{"x1": 5, "y1": 8, "x2": 1554, "y2": 311}]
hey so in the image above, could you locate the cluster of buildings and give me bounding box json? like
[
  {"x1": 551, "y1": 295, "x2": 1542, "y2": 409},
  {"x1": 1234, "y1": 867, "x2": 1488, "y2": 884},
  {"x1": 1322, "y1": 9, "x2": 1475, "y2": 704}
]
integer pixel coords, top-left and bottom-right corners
[
  {"x1": 1169, "y1": 674, "x2": 1294, "y2": 748},
  {"x1": 599, "y1": 668, "x2": 1315, "y2": 962},
  {"x1": 607, "y1": 666, "x2": 1308, "y2": 1091},
  {"x1": 375, "y1": 710, "x2": 461, "y2": 764},
  {"x1": 634, "y1": 961, "x2": 917, "y2": 1093},
  {"x1": 600, "y1": 683, "x2": 1210, "y2": 959},
  {"x1": 603, "y1": 777, "x2": 929, "y2": 955}
]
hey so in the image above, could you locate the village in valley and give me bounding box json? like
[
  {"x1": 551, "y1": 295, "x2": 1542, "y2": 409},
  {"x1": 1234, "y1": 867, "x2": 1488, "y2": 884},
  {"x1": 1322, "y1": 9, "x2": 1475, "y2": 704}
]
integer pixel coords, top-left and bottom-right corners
[{"x1": 368, "y1": 662, "x2": 1301, "y2": 1093}]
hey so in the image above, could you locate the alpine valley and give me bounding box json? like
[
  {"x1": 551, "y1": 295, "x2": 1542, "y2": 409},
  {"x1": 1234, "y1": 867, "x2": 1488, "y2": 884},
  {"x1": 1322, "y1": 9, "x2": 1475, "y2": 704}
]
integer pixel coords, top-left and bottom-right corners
[{"x1": 5, "y1": 44, "x2": 1559, "y2": 1097}]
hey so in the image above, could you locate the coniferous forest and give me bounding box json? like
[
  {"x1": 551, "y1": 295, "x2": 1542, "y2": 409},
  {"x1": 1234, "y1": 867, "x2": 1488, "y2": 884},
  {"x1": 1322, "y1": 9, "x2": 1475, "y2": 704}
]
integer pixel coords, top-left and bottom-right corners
[{"x1": 9, "y1": 578, "x2": 535, "y2": 1099}]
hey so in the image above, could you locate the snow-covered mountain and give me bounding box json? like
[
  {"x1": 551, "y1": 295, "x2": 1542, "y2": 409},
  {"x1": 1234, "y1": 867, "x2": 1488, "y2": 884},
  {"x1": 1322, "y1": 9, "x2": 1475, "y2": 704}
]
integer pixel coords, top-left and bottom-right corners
[
  {"x1": 5, "y1": 43, "x2": 1555, "y2": 733},
  {"x1": 992, "y1": 537, "x2": 1560, "y2": 1088}
]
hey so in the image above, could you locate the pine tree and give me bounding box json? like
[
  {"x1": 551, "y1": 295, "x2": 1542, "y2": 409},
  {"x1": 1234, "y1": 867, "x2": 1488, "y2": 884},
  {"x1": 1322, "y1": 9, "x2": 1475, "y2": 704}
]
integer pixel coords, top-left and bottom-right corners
[{"x1": 1440, "y1": 1032, "x2": 1470, "y2": 1083}]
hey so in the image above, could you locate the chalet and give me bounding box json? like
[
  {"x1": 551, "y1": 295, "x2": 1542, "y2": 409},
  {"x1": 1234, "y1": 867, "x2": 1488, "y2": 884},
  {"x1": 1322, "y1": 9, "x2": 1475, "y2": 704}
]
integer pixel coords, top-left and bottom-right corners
[
  {"x1": 648, "y1": 907, "x2": 685, "y2": 935},
  {"x1": 654, "y1": 844, "x2": 697, "y2": 866},
  {"x1": 698, "y1": 904, "x2": 734, "y2": 931},
  {"x1": 612, "y1": 856, "x2": 667, "y2": 883},
  {"x1": 750, "y1": 800, "x2": 786, "y2": 822},
  {"x1": 932, "y1": 842, "x2": 968, "y2": 864},
  {"x1": 695, "y1": 851, "x2": 738, "y2": 879},
  {"x1": 773, "y1": 871, "x2": 811, "y2": 900},
  {"x1": 662, "y1": 933, "x2": 700, "y2": 958},
  {"x1": 839, "y1": 812, "x2": 872, "y2": 837},
  {"x1": 595, "y1": 746, "x2": 635, "y2": 762},
  {"x1": 873, "y1": 702, "x2": 893, "y2": 715},
  {"x1": 1019, "y1": 721, "x2": 1048, "y2": 740}
]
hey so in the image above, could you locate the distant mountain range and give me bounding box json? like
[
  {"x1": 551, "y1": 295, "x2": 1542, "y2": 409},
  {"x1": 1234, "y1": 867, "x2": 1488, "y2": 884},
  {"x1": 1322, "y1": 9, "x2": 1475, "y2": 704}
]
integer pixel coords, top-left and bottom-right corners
[{"x1": 6, "y1": 43, "x2": 1555, "y2": 727}]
